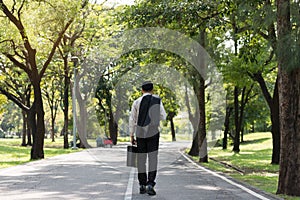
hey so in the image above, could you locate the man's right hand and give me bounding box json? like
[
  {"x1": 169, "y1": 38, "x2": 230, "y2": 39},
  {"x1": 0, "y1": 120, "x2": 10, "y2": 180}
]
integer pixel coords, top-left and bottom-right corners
[{"x1": 131, "y1": 136, "x2": 136, "y2": 145}]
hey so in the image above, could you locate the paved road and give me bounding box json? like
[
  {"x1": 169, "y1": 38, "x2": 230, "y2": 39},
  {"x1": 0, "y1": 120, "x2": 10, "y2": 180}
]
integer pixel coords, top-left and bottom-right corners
[{"x1": 0, "y1": 141, "x2": 282, "y2": 200}]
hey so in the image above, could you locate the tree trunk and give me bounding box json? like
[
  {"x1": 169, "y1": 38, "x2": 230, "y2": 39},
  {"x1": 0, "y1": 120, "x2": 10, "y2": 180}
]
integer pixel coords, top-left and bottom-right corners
[
  {"x1": 63, "y1": 58, "x2": 70, "y2": 149},
  {"x1": 241, "y1": 126, "x2": 244, "y2": 143},
  {"x1": 277, "y1": 66, "x2": 300, "y2": 196},
  {"x1": 238, "y1": 87, "x2": 247, "y2": 144},
  {"x1": 271, "y1": 79, "x2": 280, "y2": 164},
  {"x1": 26, "y1": 111, "x2": 32, "y2": 146},
  {"x1": 252, "y1": 72, "x2": 280, "y2": 164},
  {"x1": 30, "y1": 82, "x2": 45, "y2": 160},
  {"x1": 186, "y1": 83, "x2": 199, "y2": 156},
  {"x1": 51, "y1": 114, "x2": 55, "y2": 142},
  {"x1": 233, "y1": 86, "x2": 240, "y2": 152},
  {"x1": 223, "y1": 107, "x2": 232, "y2": 150},
  {"x1": 76, "y1": 94, "x2": 91, "y2": 148},
  {"x1": 26, "y1": 87, "x2": 32, "y2": 146},
  {"x1": 198, "y1": 76, "x2": 208, "y2": 163},
  {"x1": 108, "y1": 107, "x2": 118, "y2": 145},
  {"x1": 188, "y1": 28, "x2": 208, "y2": 161},
  {"x1": 188, "y1": 131, "x2": 199, "y2": 156},
  {"x1": 170, "y1": 116, "x2": 176, "y2": 141},
  {"x1": 74, "y1": 73, "x2": 92, "y2": 149},
  {"x1": 21, "y1": 111, "x2": 27, "y2": 146},
  {"x1": 277, "y1": 0, "x2": 300, "y2": 195}
]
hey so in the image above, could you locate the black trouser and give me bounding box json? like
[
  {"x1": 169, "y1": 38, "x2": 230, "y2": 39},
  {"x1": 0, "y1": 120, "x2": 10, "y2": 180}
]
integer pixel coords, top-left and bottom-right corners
[{"x1": 136, "y1": 133, "x2": 159, "y2": 187}]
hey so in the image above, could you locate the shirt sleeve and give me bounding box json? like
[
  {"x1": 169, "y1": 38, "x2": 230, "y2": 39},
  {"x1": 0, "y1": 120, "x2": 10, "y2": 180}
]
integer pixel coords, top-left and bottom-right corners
[
  {"x1": 129, "y1": 100, "x2": 138, "y2": 137},
  {"x1": 160, "y1": 101, "x2": 167, "y2": 120}
]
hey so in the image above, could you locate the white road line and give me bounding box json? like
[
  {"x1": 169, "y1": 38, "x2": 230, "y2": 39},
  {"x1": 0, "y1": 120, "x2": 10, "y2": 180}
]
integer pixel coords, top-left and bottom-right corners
[
  {"x1": 124, "y1": 167, "x2": 136, "y2": 200},
  {"x1": 180, "y1": 152, "x2": 271, "y2": 200}
]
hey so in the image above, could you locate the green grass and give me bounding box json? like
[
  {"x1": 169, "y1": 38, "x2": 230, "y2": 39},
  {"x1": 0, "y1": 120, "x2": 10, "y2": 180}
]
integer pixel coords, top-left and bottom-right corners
[
  {"x1": 0, "y1": 137, "x2": 76, "y2": 169},
  {"x1": 191, "y1": 132, "x2": 299, "y2": 200}
]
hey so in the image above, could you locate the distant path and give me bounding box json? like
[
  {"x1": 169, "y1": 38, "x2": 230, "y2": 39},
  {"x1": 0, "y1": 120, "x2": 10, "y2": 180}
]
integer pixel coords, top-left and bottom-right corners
[{"x1": 0, "y1": 141, "x2": 282, "y2": 200}]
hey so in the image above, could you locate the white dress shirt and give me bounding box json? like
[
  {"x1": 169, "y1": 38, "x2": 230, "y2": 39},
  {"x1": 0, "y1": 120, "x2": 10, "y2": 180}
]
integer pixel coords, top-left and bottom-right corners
[{"x1": 129, "y1": 93, "x2": 167, "y2": 137}]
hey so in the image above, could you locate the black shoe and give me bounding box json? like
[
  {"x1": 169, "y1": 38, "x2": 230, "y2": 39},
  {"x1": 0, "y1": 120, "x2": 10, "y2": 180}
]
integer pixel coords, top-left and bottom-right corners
[
  {"x1": 146, "y1": 185, "x2": 156, "y2": 196},
  {"x1": 140, "y1": 185, "x2": 146, "y2": 194}
]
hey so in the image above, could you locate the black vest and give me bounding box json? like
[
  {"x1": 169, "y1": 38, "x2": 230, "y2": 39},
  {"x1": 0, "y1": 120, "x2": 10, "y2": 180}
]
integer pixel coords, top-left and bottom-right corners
[{"x1": 136, "y1": 95, "x2": 161, "y2": 138}]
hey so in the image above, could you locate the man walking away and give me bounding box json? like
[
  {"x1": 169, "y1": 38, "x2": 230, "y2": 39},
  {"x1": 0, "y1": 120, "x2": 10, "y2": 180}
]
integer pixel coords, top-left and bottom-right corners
[{"x1": 129, "y1": 81, "x2": 166, "y2": 196}]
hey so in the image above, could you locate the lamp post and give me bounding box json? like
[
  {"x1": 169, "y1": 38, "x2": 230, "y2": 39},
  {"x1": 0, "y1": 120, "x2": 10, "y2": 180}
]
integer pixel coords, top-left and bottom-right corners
[{"x1": 71, "y1": 56, "x2": 79, "y2": 150}]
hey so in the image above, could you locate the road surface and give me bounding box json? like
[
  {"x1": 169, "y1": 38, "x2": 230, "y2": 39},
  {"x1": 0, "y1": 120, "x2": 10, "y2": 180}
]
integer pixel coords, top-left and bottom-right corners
[{"x1": 0, "y1": 141, "x2": 282, "y2": 200}]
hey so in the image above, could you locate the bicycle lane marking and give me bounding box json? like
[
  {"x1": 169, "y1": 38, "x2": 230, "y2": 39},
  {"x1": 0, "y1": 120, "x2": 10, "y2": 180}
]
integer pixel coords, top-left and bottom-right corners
[{"x1": 180, "y1": 151, "x2": 271, "y2": 200}]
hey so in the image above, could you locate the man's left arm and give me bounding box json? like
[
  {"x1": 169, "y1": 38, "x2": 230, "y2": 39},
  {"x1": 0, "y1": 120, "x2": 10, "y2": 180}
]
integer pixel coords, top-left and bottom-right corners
[
  {"x1": 160, "y1": 101, "x2": 167, "y2": 120},
  {"x1": 129, "y1": 101, "x2": 137, "y2": 145}
]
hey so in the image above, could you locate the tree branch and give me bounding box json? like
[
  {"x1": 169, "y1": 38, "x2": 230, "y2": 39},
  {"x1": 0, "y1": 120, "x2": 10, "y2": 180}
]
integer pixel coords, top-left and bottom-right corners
[
  {"x1": 249, "y1": 72, "x2": 273, "y2": 107},
  {"x1": 4, "y1": 53, "x2": 31, "y2": 75},
  {"x1": 265, "y1": 50, "x2": 274, "y2": 66},
  {"x1": 0, "y1": 0, "x2": 35, "y2": 54},
  {"x1": 0, "y1": 87, "x2": 29, "y2": 111},
  {"x1": 40, "y1": 19, "x2": 74, "y2": 78}
]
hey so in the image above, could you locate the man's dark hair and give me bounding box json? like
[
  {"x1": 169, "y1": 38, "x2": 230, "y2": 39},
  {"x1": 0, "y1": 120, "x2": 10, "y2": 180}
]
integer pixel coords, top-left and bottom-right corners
[{"x1": 142, "y1": 81, "x2": 153, "y2": 92}]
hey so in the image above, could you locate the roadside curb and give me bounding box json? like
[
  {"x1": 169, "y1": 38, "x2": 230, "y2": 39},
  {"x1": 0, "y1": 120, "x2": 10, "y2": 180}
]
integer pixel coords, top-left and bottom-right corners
[{"x1": 181, "y1": 151, "x2": 283, "y2": 200}]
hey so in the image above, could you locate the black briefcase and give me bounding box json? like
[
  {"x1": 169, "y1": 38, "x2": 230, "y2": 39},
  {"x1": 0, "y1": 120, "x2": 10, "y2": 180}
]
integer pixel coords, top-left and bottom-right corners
[{"x1": 127, "y1": 145, "x2": 138, "y2": 167}]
